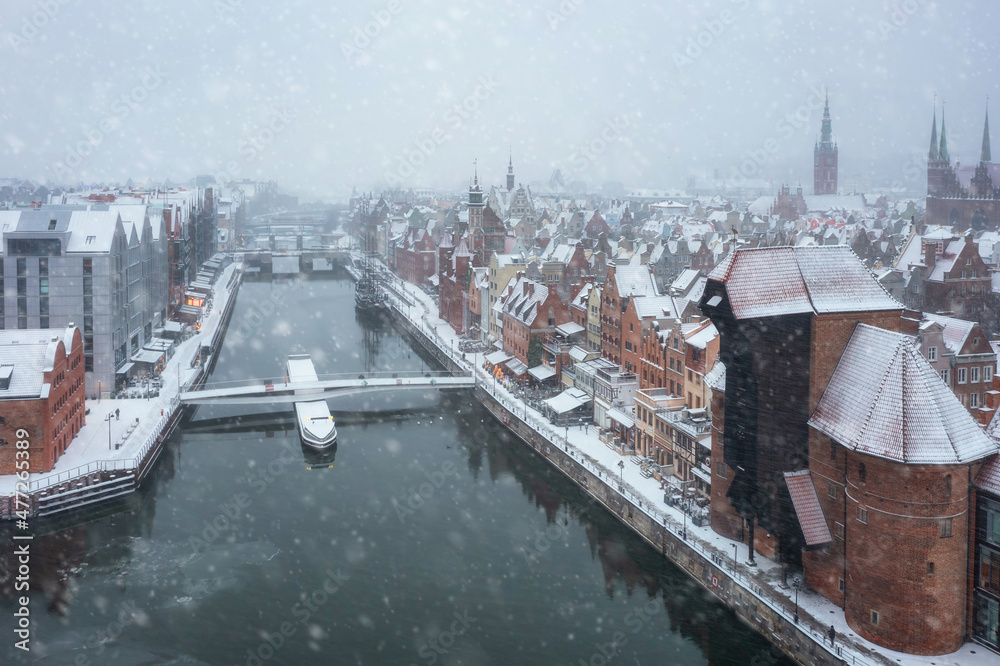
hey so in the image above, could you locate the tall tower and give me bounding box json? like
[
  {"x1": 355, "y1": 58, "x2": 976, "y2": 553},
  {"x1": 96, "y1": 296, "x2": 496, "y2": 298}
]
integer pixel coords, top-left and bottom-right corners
[
  {"x1": 813, "y1": 93, "x2": 838, "y2": 195},
  {"x1": 468, "y1": 161, "x2": 485, "y2": 257},
  {"x1": 927, "y1": 104, "x2": 954, "y2": 197},
  {"x1": 506, "y1": 150, "x2": 515, "y2": 192}
]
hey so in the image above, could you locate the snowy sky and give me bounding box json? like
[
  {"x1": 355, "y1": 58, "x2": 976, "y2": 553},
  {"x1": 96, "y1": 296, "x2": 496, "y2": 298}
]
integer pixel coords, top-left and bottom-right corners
[{"x1": 1, "y1": 0, "x2": 997, "y2": 200}]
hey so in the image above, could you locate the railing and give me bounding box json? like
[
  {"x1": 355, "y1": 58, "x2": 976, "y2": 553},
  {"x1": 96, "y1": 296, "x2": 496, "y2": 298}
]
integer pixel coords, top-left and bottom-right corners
[{"x1": 374, "y1": 260, "x2": 884, "y2": 666}]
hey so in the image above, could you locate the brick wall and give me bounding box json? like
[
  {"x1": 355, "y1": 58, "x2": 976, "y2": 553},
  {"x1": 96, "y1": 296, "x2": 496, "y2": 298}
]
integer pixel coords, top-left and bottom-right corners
[{"x1": 843, "y1": 451, "x2": 969, "y2": 655}]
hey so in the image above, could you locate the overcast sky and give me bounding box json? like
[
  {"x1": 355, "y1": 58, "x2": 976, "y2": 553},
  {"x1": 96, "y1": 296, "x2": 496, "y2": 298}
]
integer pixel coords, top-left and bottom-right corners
[{"x1": 2, "y1": 0, "x2": 997, "y2": 201}]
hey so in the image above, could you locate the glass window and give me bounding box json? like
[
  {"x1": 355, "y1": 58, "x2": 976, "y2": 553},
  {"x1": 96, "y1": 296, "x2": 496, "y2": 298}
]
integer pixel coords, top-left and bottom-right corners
[
  {"x1": 958, "y1": 367, "x2": 967, "y2": 384},
  {"x1": 927, "y1": 346, "x2": 937, "y2": 361},
  {"x1": 83, "y1": 258, "x2": 92, "y2": 276},
  {"x1": 986, "y1": 366, "x2": 993, "y2": 383},
  {"x1": 39, "y1": 277, "x2": 48, "y2": 295}
]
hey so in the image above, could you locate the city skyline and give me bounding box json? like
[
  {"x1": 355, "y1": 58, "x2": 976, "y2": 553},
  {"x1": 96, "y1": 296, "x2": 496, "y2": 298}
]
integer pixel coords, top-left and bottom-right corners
[{"x1": 1, "y1": 1, "x2": 997, "y2": 199}]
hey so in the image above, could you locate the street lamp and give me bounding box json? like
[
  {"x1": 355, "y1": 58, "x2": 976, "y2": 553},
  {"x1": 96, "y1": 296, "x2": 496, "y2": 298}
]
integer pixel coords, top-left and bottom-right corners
[
  {"x1": 617, "y1": 459, "x2": 624, "y2": 490},
  {"x1": 732, "y1": 544, "x2": 738, "y2": 574},
  {"x1": 792, "y1": 575, "x2": 801, "y2": 624},
  {"x1": 104, "y1": 413, "x2": 113, "y2": 450}
]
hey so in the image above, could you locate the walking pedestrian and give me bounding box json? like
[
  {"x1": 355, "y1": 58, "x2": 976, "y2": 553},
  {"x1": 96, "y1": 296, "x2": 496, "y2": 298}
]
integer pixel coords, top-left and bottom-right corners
[
  {"x1": 828, "y1": 625, "x2": 836, "y2": 646},
  {"x1": 115, "y1": 408, "x2": 120, "y2": 421}
]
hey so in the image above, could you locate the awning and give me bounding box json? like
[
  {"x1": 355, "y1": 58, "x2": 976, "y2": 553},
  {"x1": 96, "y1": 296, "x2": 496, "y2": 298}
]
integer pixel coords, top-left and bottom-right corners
[
  {"x1": 164, "y1": 321, "x2": 184, "y2": 333},
  {"x1": 505, "y1": 358, "x2": 528, "y2": 376},
  {"x1": 485, "y1": 350, "x2": 512, "y2": 365},
  {"x1": 692, "y1": 466, "x2": 711, "y2": 484},
  {"x1": 528, "y1": 365, "x2": 557, "y2": 381},
  {"x1": 555, "y1": 322, "x2": 585, "y2": 337},
  {"x1": 132, "y1": 349, "x2": 164, "y2": 364},
  {"x1": 544, "y1": 388, "x2": 590, "y2": 414},
  {"x1": 116, "y1": 362, "x2": 135, "y2": 375},
  {"x1": 144, "y1": 338, "x2": 173, "y2": 352},
  {"x1": 783, "y1": 471, "x2": 832, "y2": 546},
  {"x1": 607, "y1": 407, "x2": 635, "y2": 429},
  {"x1": 179, "y1": 305, "x2": 202, "y2": 316},
  {"x1": 569, "y1": 346, "x2": 591, "y2": 362}
]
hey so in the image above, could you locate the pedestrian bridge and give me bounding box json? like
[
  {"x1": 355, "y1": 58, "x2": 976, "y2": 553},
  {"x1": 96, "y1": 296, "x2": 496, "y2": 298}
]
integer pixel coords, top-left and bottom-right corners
[{"x1": 178, "y1": 371, "x2": 476, "y2": 405}]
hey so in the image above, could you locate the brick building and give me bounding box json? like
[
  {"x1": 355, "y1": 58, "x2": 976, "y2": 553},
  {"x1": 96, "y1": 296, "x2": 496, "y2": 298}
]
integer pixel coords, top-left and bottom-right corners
[
  {"x1": 702, "y1": 244, "x2": 1000, "y2": 656},
  {"x1": 807, "y1": 324, "x2": 997, "y2": 654},
  {"x1": 437, "y1": 233, "x2": 473, "y2": 334},
  {"x1": 394, "y1": 227, "x2": 437, "y2": 286},
  {"x1": 620, "y1": 295, "x2": 677, "y2": 378},
  {"x1": 0, "y1": 325, "x2": 86, "y2": 474},
  {"x1": 600, "y1": 265, "x2": 658, "y2": 365},
  {"x1": 499, "y1": 274, "x2": 570, "y2": 371}
]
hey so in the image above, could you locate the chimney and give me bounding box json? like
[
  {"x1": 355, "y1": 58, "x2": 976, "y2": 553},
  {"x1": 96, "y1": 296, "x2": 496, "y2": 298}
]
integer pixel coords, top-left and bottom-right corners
[
  {"x1": 523, "y1": 281, "x2": 529, "y2": 296},
  {"x1": 923, "y1": 241, "x2": 936, "y2": 269}
]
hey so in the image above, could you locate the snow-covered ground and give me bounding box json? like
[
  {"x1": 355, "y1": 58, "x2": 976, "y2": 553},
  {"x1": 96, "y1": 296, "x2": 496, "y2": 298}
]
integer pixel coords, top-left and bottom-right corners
[
  {"x1": 0, "y1": 262, "x2": 241, "y2": 496},
  {"x1": 378, "y1": 268, "x2": 993, "y2": 666}
]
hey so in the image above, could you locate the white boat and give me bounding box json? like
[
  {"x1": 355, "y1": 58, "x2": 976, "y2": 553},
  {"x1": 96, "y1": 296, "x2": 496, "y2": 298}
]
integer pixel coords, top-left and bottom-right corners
[
  {"x1": 293, "y1": 399, "x2": 338, "y2": 448},
  {"x1": 287, "y1": 354, "x2": 337, "y2": 448}
]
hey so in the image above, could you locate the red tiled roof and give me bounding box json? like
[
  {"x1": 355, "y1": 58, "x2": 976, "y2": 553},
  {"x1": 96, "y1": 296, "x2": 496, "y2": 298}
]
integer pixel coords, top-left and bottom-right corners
[
  {"x1": 783, "y1": 471, "x2": 832, "y2": 546},
  {"x1": 976, "y1": 454, "x2": 1000, "y2": 495},
  {"x1": 707, "y1": 246, "x2": 901, "y2": 320}
]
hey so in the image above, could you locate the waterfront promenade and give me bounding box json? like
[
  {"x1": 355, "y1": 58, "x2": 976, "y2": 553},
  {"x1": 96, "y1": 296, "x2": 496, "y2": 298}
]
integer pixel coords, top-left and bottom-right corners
[
  {"x1": 0, "y1": 261, "x2": 242, "y2": 511},
  {"x1": 374, "y1": 267, "x2": 991, "y2": 666}
]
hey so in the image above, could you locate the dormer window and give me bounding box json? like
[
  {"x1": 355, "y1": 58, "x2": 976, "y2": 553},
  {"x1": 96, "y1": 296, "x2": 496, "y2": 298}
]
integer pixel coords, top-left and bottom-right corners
[{"x1": 86, "y1": 235, "x2": 96, "y2": 244}]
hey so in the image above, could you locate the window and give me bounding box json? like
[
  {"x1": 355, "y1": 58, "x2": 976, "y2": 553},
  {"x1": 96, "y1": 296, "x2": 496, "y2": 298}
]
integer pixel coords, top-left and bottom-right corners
[
  {"x1": 972, "y1": 367, "x2": 981, "y2": 384},
  {"x1": 870, "y1": 610, "x2": 880, "y2": 625},
  {"x1": 971, "y1": 392, "x2": 979, "y2": 408},
  {"x1": 857, "y1": 507, "x2": 868, "y2": 524},
  {"x1": 716, "y1": 463, "x2": 727, "y2": 479},
  {"x1": 859, "y1": 462, "x2": 866, "y2": 483},
  {"x1": 40, "y1": 278, "x2": 48, "y2": 295},
  {"x1": 834, "y1": 523, "x2": 845, "y2": 540},
  {"x1": 986, "y1": 366, "x2": 994, "y2": 383},
  {"x1": 16, "y1": 258, "x2": 26, "y2": 276},
  {"x1": 927, "y1": 562, "x2": 934, "y2": 576},
  {"x1": 927, "y1": 346, "x2": 937, "y2": 361},
  {"x1": 940, "y1": 368, "x2": 950, "y2": 385},
  {"x1": 83, "y1": 258, "x2": 92, "y2": 276},
  {"x1": 827, "y1": 482, "x2": 838, "y2": 499},
  {"x1": 38, "y1": 258, "x2": 48, "y2": 276},
  {"x1": 830, "y1": 442, "x2": 836, "y2": 460},
  {"x1": 958, "y1": 367, "x2": 967, "y2": 384},
  {"x1": 940, "y1": 518, "x2": 952, "y2": 538},
  {"x1": 838, "y1": 577, "x2": 845, "y2": 592}
]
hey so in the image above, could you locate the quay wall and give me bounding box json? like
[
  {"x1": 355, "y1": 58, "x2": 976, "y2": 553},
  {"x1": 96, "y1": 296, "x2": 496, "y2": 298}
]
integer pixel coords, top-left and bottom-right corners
[{"x1": 380, "y1": 292, "x2": 887, "y2": 666}]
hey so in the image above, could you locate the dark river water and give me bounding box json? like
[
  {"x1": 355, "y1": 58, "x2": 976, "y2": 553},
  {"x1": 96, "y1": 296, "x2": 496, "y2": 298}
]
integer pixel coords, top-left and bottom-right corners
[{"x1": 1, "y1": 275, "x2": 790, "y2": 666}]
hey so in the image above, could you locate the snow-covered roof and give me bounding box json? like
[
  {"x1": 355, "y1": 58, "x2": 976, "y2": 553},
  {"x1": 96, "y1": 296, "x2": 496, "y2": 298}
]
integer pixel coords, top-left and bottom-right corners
[
  {"x1": 544, "y1": 387, "x2": 591, "y2": 414},
  {"x1": 809, "y1": 324, "x2": 999, "y2": 465},
  {"x1": 0, "y1": 330, "x2": 64, "y2": 399},
  {"x1": 633, "y1": 295, "x2": 677, "y2": 320},
  {"x1": 685, "y1": 323, "x2": 718, "y2": 349},
  {"x1": 975, "y1": 454, "x2": 1000, "y2": 495},
  {"x1": 922, "y1": 313, "x2": 976, "y2": 355},
  {"x1": 65, "y1": 211, "x2": 122, "y2": 253},
  {"x1": 611, "y1": 265, "x2": 658, "y2": 299},
  {"x1": 708, "y1": 246, "x2": 901, "y2": 320},
  {"x1": 705, "y1": 359, "x2": 726, "y2": 392}
]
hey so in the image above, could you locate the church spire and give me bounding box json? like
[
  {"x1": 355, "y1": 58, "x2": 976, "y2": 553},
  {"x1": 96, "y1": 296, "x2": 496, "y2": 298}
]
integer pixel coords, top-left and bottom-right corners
[
  {"x1": 928, "y1": 106, "x2": 939, "y2": 162},
  {"x1": 939, "y1": 104, "x2": 950, "y2": 163},
  {"x1": 981, "y1": 105, "x2": 992, "y2": 163},
  {"x1": 819, "y1": 91, "x2": 833, "y2": 146},
  {"x1": 507, "y1": 147, "x2": 515, "y2": 191}
]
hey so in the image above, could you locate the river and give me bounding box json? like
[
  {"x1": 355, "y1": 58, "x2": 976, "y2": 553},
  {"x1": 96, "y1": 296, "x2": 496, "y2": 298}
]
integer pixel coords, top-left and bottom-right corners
[{"x1": 1, "y1": 275, "x2": 790, "y2": 666}]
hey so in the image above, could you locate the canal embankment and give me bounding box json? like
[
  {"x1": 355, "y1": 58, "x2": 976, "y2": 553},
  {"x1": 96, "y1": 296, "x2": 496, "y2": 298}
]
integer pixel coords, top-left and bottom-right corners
[
  {"x1": 367, "y1": 268, "x2": 987, "y2": 666},
  {"x1": 0, "y1": 263, "x2": 244, "y2": 520}
]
